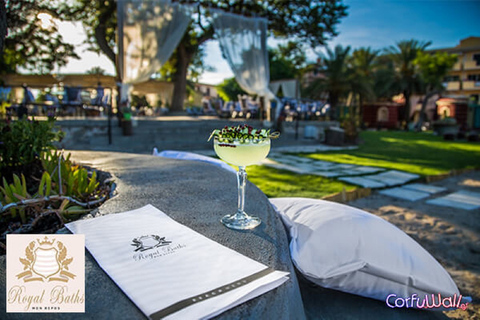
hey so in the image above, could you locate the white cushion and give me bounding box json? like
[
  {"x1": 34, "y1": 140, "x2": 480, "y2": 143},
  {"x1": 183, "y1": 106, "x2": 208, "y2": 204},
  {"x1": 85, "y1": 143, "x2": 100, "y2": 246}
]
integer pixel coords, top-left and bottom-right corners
[
  {"x1": 152, "y1": 148, "x2": 236, "y2": 173},
  {"x1": 269, "y1": 197, "x2": 462, "y2": 302}
]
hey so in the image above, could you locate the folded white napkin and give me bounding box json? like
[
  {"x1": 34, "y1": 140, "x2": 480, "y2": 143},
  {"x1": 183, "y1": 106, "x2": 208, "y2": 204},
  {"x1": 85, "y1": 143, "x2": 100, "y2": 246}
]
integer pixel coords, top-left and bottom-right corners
[{"x1": 66, "y1": 205, "x2": 288, "y2": 320}]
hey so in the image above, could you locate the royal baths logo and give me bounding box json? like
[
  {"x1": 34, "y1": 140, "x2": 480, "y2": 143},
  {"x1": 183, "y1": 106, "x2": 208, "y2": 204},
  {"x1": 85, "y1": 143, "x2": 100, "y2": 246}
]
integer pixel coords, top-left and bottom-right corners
[
  {"x1": 131, "y1": 235, "x2": 186, "y2": 262},
  {"x1": 16, "y1": 236, "x2": 76, "y2": 283},
  {"x1": 6, "y1": 234, "x2": 85, "y2": 313},
  {"x1": 131, "y1": 235, "x2": 172, "y2": 252}
]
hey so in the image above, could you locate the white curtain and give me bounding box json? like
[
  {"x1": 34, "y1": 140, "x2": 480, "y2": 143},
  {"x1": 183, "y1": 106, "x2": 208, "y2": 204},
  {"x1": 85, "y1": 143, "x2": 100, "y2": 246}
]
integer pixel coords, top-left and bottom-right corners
[
  {"x1": 281, "y1": 80, "x2": 299, "y2": 99},
  {"x1": 269, "y1": 82, "x2": 281, "y2": 96},
  {"x1": 117, "y1": 0, "x2": 193, "y2": 102},
  {"x1": 213, "y1": 12, "x2": 275, "y2": 104},
  {"x1": 269, "y1": 80, "x2": 300, "y2": 99}
]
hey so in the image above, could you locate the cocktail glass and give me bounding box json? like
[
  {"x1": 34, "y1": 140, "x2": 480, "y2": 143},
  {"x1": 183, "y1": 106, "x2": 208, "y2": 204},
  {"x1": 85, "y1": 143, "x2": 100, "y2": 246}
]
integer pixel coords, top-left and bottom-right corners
[{"x1": 213, "y1": 136, "x2": 271, "y2": 230}]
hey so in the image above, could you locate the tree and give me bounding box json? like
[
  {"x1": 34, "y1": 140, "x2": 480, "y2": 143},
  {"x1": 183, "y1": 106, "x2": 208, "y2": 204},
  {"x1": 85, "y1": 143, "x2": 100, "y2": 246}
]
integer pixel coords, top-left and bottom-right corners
[
  {"x1": 413, "y1": 51, "x2": 458, "y2": 129},
  {"x1": 0, "y1": 0, "x2": 6, "y2": 54},
  {"x1": 86, "y1": 66, "x2": 106, "y2": 75},
  {"x1": 372, "y1": 54, "x2": 399, "y2": 101},
  {"x1": 350, "y1": 47, "x2": 379, "y2": 118},
  {"x1": 269, "y1": 41, "x2": 307, "y2": 81},
  {"x1": 69, "y1": 0, "x2": 348, "y2": 112},
  {"x1": 216, "y1": 77, "x2": 246, "y2": 102},
  {"x1": 0, "y1": 0, "x2": 79, "y2": 74},
  {"x1": 304, "y1": 45, "x2": 353, "y2": 119},
  {"x1": 384, "y1": 39, "x2": 431, "y2": 127}
]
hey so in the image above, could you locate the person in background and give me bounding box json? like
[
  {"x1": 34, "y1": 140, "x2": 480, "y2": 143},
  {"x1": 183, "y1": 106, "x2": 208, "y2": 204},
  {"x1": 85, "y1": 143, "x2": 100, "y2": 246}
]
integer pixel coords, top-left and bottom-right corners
[{"x1": 19, "y1": 83, "x2": 34, "y2": 119}]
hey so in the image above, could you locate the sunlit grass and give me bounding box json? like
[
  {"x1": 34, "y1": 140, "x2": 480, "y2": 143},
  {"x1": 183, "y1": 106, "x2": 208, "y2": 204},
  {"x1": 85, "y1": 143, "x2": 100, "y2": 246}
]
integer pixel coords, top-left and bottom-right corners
[
  {"x1": 302, "y1": 131, "x2": 480, "y2": 176},
  {"x1": 246, "y1": 165, "x2": 355, "y2": 199}
]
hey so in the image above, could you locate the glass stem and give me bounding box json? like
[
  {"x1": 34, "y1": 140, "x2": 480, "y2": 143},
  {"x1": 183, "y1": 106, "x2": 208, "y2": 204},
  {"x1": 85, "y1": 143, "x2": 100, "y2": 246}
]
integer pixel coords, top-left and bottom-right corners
[{"x1": 237, "y1": 166, "x2": 247, "y2": 216}]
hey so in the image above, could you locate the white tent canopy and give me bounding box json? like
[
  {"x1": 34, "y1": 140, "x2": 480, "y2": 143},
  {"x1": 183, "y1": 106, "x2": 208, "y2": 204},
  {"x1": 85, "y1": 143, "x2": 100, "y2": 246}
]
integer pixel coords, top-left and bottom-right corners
[
  {"x1": 117, "y1": 0, "x2": 276, "y2": 119},
  {"x1": 117, "y1": 0, "x2": 193, "y2": 102},
  {"x1": 212, "y1": 12, "x2": 275, "y2": 101},
  {"x1": 269, "y1": 79, "x2": 300, "y2": 99}
]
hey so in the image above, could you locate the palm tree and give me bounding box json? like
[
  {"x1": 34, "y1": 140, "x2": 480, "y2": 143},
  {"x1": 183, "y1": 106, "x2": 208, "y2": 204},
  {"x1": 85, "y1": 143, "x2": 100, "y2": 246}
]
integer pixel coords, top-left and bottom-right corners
[
  {"x1": 350, "y1": 47, "x2": 379, "y2": 119},
  {"x1": 372, "y1": 54, "x2": 399, "y2": 101},
  {"x1": 305, "y1": 45, "x2": 352, "y2": 119},
  {"x1": 414, "y1": 51, "x2": 458, "y2": 129},
  {"x1": 384, "y1": 39, "x2": 431, "y2": 127}
]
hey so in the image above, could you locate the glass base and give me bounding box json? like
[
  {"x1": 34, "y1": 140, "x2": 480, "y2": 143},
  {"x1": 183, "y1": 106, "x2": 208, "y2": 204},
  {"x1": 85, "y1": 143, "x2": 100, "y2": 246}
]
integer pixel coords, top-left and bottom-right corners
[{"x1": 221, "y1": 212, "x2": 261, "y2": 230}]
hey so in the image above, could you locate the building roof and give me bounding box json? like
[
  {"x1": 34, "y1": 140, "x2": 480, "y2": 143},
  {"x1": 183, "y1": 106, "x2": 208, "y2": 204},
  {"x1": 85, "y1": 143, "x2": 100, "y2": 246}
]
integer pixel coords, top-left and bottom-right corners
[{"x1": 428, "y1": 36, "x2": 480, "y2": 54}]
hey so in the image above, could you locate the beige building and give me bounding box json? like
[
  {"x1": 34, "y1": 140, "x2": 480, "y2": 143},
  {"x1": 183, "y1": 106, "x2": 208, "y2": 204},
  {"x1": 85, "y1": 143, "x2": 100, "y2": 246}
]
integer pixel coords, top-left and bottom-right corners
[{"x1": 429, "y1": 36, "x2": 480, "y2": 102}]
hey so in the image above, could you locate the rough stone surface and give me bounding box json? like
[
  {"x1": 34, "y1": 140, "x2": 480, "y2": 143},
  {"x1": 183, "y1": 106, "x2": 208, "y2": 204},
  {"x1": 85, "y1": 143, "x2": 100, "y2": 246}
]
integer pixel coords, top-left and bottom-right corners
[
  {"x1": 426, "y1": 190, "x2": 480, "y2": 210},
  {"x1": 403, "y1": 183, "x2": 447, "y2": 194},
  {"x1": 0, "y1": 151, "x2": 306, "y2": 320},
  {"x1": 338, "y1": 176, "x2": 387, "y2": 188},
  {"x1": 379, "y1": 187, "x2": 431, "y2": 201}
]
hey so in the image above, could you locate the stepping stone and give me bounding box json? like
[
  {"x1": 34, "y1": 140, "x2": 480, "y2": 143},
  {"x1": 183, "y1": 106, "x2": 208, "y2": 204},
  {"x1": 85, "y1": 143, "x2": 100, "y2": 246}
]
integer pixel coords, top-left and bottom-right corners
[
  {"x1": 350, "y1": 166, "x2": 385, "y2": 174},
  {"x1": 309, "y1": 162, "x2": 337, "y2": 170},
  {"x1": 402, "y1": 183, "x2": 447, "y2": 194},
  {"x1": 338, "y1": 177, "x2": 386, "y2": 188},
  {"x1": 333, "y1": 164, "x2": 356, "y2": 170},
  {"x1": 365, "y1": 175, "x2": 407, "y2": 187},
  {"x1": 426, "y1": 190, "x2": 480, "y2": 210},
  {"x1": 364, "y1": 170, "x2": 419, "y2": 186},
  {"x1": 379, "y1": 187, "x2": 430, "y2": 201},
  {"x1": 310, "y1": 171, "x2": 345, "y2": 178},
  {"x1": 335, "y1": 169, "x2": 369, "y2": 176},
  {"x1": 379, "y1": 170, "x2": 420, "y2": 181}
]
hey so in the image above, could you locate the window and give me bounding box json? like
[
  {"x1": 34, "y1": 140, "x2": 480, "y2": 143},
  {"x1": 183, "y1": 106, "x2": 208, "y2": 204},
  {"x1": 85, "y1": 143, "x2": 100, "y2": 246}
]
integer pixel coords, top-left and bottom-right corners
[
  {"x1": 467, "y1": 74, "x2": 480, "y2": 81},
  {"x1": 444, "y1": 75, "x2": 460, "y2": 82},
  {"x1": 377, "y1": 107, "x2": 389, "y2": 122},
  {"x1": 473, "y1": 53, "x2": 480, "y2": 66},
  {"x1": 438, "y1": 106, "x2": 451, "y2": 119}
]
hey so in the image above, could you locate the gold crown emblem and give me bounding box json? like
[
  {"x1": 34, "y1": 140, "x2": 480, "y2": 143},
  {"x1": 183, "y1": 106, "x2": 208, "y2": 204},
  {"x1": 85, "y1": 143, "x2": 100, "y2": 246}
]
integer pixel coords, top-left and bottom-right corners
[{"x1": 37, "y1": 236, "x2": 55, "y2": 246}]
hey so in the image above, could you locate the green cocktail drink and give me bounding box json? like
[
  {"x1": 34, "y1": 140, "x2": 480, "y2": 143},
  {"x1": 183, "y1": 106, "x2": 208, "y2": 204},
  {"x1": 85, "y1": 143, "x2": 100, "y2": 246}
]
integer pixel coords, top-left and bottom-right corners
[
  {"x1": 214, "y1": 139, "x2": 271, "y2": 167},
  {"x1": 209, "y1": 124, "x2": 276, "y2": 230}
]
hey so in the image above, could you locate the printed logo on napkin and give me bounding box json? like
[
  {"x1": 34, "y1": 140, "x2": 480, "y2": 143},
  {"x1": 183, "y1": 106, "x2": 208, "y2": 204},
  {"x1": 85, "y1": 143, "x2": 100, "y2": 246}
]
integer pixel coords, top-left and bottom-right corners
[
  {"x1": 131, "y1": 234, "x2": 186, "y2": 262},
  {"x1": 6, "y1": 234, "x2": 85, "y2": 313}
]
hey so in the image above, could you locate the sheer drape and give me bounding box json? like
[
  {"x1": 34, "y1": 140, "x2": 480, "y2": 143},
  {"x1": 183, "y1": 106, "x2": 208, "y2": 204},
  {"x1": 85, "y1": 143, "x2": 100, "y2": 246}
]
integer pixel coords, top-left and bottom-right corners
[
  {"x1": 117, "y1": 0, "x2": 192, "y2": 102},
  {"x1": 213, "y1": 12, "x2": 275, "y2": 103},
  {"x1": 269, "y1": 80, "x2": 299, "y2": 99}
]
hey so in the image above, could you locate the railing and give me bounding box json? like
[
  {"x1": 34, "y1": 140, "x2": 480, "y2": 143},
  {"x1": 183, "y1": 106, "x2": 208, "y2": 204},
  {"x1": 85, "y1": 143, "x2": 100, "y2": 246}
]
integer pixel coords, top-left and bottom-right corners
[
  {"x1": 452, "y1": 62, "x2": 461, "y2": 71},
  {"x1": 464, "y1": 60, "x2": 480, "y2": 70},
  {"x1": 462, "y1": 80, "x2": 480, "y2": 90},
  {"x1": 443, "y1": 81, "x2": 461, "y2": 91}
]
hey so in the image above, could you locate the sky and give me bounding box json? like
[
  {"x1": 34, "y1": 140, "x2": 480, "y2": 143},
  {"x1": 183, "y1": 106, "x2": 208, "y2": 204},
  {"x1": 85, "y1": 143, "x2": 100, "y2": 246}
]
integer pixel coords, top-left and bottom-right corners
[{"x1": 59, "y1": 0, "x2": 480, "y2": 85}]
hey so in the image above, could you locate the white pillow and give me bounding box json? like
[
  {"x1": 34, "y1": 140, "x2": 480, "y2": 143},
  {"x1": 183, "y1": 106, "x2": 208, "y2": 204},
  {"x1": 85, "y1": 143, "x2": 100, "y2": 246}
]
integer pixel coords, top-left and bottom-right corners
[
  {"x1": 270, "y1": 197, "x2": 464, "y2": 304},
  {"x1": 152, "y1": 148, "x2": 236, "y2": 173}
]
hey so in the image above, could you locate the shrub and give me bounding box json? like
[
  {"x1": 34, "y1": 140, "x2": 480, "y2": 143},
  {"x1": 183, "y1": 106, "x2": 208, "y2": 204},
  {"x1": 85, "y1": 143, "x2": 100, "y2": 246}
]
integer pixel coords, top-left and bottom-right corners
[{"x1": 0, "y1": 118, "x2": 64, "y2": 170}]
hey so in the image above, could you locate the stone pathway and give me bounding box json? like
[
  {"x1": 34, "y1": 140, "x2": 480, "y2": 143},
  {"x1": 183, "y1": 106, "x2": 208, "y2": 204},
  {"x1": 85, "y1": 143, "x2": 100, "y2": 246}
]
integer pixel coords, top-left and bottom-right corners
[
  {"x1": 259, "y1": 153, "x2": 479, "y2": 211},
  {"x1": 378, "y1": 183, "x2": 446, "y2": 201},
  {"x1": 426, "y1": 190, "x2": 480, "y2": 210},
  {"x1": 263, "y1": 154, "x2": 418, "y2": 188}
]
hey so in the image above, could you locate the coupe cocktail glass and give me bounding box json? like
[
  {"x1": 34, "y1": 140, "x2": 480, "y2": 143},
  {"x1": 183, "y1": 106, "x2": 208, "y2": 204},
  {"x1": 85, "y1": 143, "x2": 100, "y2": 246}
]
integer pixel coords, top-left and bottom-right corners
[{"x1": 213, "y1": 133, "x2": 271, "y2": 230}]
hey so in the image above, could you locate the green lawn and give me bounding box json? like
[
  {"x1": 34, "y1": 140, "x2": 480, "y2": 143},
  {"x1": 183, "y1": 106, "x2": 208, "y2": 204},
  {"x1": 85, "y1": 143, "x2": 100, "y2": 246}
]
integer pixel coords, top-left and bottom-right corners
[
  {"x1": 304, "y1": 131, "x2": 480, "y2": 176},
  {"x1": 246, "y1": 165, "x2": 355, "y2": 199}
]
